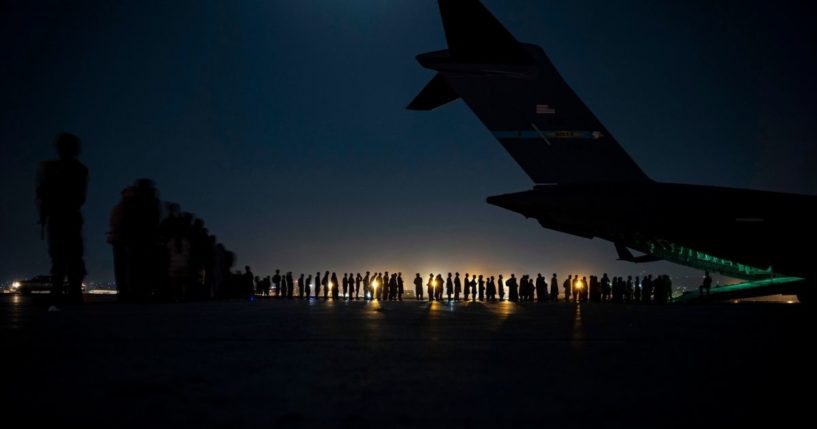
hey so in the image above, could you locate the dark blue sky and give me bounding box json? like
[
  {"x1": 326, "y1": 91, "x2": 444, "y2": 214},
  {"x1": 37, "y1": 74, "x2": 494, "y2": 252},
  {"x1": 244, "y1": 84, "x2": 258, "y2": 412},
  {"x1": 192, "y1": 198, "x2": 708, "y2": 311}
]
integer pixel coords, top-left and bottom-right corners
[{"x1": 2, "y1": 0, "x2": 815, "y2": 287}]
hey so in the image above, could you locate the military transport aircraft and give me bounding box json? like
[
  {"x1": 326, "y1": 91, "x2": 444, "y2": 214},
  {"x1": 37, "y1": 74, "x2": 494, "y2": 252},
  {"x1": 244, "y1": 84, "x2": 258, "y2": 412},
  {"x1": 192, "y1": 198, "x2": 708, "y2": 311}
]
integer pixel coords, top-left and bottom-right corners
[{"x1": 408, "y1": 0, "x2": 815, "y2": 302}]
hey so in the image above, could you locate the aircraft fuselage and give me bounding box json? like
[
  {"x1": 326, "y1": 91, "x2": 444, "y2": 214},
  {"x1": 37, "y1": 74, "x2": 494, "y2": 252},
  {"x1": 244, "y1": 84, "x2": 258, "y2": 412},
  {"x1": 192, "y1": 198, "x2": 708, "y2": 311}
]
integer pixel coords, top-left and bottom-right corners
[{"x1": 488, "y1": 183, "x2": 817, "y2": 280}]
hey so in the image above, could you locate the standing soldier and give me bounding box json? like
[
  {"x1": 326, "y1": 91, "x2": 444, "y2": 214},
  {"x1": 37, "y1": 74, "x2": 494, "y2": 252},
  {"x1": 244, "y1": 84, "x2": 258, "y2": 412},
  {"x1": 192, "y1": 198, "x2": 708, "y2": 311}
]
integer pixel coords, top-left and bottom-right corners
[
  {"x1": 463, "y1": 273, "x2": 471, "y2": 301},
  {"x1": 37, "y1": 133, "x2": 88, "y2": 302},
  {"x1": 446, "y1": 273, "x2": 454, "y2": 301},
  {"x1": 498, "y1": 274, "x2": 505, "y2": 301}
]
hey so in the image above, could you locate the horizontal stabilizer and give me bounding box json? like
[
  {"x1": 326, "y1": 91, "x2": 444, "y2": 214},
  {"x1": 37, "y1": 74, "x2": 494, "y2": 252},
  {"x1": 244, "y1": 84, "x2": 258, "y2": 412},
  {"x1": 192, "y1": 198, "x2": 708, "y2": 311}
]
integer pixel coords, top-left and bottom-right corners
[{"x1": 407, "y1": 73, "x2": 460, "y2": 111}]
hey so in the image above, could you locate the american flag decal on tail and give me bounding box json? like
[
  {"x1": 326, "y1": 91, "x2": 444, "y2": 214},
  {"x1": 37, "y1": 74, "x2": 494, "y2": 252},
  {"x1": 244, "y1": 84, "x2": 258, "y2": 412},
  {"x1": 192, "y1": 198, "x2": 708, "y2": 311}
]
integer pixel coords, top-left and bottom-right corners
[{"x1": 535, "y1": 104, "x2": 555, "y2": 115}]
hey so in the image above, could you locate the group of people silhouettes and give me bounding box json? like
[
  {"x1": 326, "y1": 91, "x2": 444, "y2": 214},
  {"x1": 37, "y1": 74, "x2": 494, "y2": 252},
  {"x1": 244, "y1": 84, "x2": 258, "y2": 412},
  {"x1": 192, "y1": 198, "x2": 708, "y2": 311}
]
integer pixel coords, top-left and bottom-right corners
[
  {"x1": 245, "y1": 270, "x2": 676, "y2": 303},
  {"x1": 108, "y1": 179, "x2": 242, "y2": 302},
  {"x1": 36, "y1": 132, "x2": 679, "y2": 305}
]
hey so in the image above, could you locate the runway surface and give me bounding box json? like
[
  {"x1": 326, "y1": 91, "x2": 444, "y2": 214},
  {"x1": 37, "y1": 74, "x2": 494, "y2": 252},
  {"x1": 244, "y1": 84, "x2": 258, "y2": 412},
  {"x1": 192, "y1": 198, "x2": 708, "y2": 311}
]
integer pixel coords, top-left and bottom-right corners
[{"x1": 2, "y1": 295, "x2": 812, "y2": 428}]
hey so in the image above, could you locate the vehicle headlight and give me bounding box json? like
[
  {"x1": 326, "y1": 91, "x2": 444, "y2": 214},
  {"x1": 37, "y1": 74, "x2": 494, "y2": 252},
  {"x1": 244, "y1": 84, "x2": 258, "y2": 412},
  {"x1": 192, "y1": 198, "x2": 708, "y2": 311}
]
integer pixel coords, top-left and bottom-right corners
[{"x1": 11, "y1": 281, "x2": 21, "y2": 290}]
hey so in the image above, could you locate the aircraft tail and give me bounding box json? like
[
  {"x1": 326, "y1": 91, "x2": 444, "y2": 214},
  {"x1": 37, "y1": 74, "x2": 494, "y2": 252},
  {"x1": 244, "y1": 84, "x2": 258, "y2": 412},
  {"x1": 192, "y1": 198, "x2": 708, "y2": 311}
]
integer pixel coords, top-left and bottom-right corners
[{"x1": 409, "y1": 0, "x2": 650, "y2": 185}]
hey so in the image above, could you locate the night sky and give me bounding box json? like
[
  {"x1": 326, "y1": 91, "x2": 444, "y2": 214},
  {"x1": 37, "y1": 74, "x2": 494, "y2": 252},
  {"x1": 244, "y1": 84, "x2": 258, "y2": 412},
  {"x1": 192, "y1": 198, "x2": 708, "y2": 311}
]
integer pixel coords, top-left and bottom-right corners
[{"x1": 2, "y1": 0, "x2": 815, "y2": 287}]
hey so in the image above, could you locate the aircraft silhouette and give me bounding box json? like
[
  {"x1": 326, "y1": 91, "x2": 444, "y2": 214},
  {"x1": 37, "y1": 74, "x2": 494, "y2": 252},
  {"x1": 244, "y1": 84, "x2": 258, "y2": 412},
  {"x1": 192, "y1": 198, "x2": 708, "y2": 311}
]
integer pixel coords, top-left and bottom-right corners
[{"x1": 409, "y1": 0, "x2": 815, "y2": 302}]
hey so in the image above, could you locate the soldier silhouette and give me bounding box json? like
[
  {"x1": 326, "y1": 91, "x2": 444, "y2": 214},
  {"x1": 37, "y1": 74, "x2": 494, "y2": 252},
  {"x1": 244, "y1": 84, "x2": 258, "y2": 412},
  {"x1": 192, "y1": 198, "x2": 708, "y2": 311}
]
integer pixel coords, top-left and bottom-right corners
[{"x1": 37, "y1": 133, "x2": 88, "y2": 302}]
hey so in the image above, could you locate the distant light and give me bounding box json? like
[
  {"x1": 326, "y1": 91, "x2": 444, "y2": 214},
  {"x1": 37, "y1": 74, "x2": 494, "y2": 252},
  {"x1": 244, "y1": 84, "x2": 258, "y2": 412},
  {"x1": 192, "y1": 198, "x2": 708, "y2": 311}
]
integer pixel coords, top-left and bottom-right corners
[{"x1": 11, "y1": 281, "x2": 21, "y2": 289}]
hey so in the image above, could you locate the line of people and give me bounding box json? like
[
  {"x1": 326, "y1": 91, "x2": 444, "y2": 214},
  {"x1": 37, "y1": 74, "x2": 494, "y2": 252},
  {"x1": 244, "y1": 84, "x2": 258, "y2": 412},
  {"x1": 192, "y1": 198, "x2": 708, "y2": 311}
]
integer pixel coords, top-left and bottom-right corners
[
  {"x1": 244, "y1": 270, "x2": 676, "y2": 304},
  {"x1": 109, "y1": 179, "x2": 240, "y2": 302}
]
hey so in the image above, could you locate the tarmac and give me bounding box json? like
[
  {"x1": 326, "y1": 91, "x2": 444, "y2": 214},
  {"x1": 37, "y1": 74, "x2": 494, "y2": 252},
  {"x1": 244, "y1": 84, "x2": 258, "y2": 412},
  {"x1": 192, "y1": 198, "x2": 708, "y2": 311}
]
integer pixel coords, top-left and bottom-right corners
[{"x1": 1, "y1": 295, "x2": 812, "y2": 428}]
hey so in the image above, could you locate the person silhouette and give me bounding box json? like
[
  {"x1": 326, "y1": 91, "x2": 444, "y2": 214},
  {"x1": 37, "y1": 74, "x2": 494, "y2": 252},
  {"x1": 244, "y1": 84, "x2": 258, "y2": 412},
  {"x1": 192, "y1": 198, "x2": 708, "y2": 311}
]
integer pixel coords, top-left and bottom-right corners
[
  {"x1": 323, "y1": 271, "x2": 330, "y2": 299},
  {"x1": 363, "y1": 271, "x2": 371, "y2": 300},
  {"x1": 700, "y1": 271, "x2": 713, "y2": 296},
  {"x1": 331, "y1": 272, "x2": 339, "y2": 300},
  {"x1": 108, "y1": 178, "x2": 161, "y2": 301},
  {"x1": 286, "y1": 272, "x2": 294, "y2": 298},
  {"x1": 507, "y1": 274, "x2": 518, "y2": 302},
  {"x1": 414, "y1": 273, "x2": 423, "y2": 300},
  {"x1": 477, "y1": 275, "x2": 485, "y2": 301},
  {"x1": 397, "y1": 272, "x2": 404, "y2": 301},
  {"x1": 272, "y1": 269, "x2": 282, "y2": 297},
  {"x1": 305, "y1": 274, "x2": 312, "y2": 298},
  {"x1": 435, "y1": 274, "x2": 444, "y2": 300},
  {"x1": 563, "y1": 275, "x2": 572, "y2": 302},
  {"x1": 454, "y1": 272, "x2": 461, "y2": 301},
  {"x1": 37, "y1": 133, "x2": 89, "y2": 302}
]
